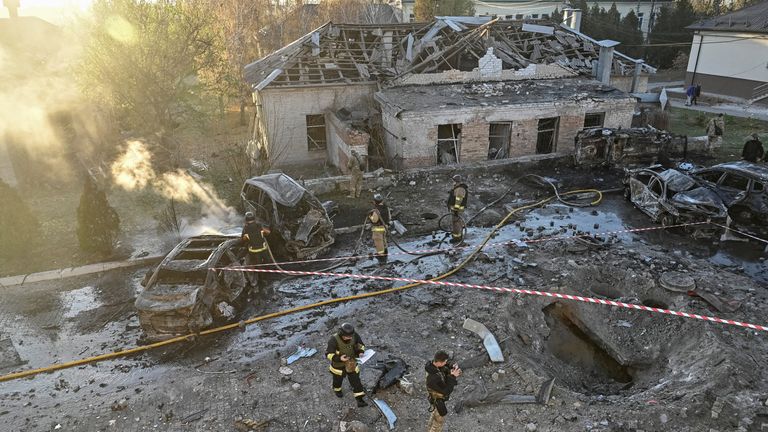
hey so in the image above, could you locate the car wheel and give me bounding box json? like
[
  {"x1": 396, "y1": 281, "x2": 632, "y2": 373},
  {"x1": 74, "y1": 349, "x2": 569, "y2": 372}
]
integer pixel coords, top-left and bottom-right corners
[
  {"x1": 659, "y1": 213, "x2": 676, "y2": 228},
  {"x1": 731, "y1": 207, "x2": 754, "y2": 224}
]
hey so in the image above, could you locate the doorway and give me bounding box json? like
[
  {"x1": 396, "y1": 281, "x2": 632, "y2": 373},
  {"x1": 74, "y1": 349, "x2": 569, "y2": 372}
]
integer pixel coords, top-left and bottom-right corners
[
  {"x1": 437, "y1": 124, "x2": 461, "y2": 164},
  {"x1": 536, "y1": 117, "x2": 559, "y2": 154}
]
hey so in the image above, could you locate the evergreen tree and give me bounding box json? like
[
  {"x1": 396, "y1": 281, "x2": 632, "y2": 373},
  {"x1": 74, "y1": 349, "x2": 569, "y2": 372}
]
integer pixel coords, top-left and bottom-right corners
[
  {"x1": 551, "y1": 7, "x2": 563, "y2": 25},
  {"x1": 618, "y1": 10, "x2": 644, "y2": 58},
  {"x1": 414, "y1": 0, "x2": 473, "y2": 21},
  {"x1": 647, "y1": 0, "x2": 697, "y2": 68},
  {"x1": 77, "y1": 176, "x2": 120, "y2": 255},
  {"x1": 0, "y1": 180, "x2": 40, "y2": 258}
]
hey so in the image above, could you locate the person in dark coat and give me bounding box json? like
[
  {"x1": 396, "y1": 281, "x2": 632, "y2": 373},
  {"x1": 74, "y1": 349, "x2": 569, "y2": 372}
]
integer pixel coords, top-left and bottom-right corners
[
  {"x1": 742, "y1": 133, "x2": 765, "y2": 163},
  {"x1": 425, "y1": 350, "x2": 461, "y2": 432}
]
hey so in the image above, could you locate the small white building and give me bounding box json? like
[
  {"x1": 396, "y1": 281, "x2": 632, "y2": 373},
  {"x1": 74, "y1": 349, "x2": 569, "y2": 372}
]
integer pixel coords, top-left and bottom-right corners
[
  {"x1": 686, "y1": 2, "x2": 768, "y2": 102},
  {"x1": 400, "y1": 0, "x2": 672, "y2": 35}
]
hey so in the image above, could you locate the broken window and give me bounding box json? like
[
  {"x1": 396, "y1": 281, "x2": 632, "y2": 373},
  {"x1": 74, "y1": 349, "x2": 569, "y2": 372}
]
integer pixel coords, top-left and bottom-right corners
[
  {"x1": 437, "y1": 124, "x2": 461, "y2": 165},
  {"x1": 584, "y1": 112, "x2": 605, "y2": 129},
  {"x1": 532, "y1": 14, "x2": 539, "y2": 19},
  {"x1": 306, "y1": 114, "x2": 327, "y2": 151},
  {"x1": 753, "y1": 182, "x2": 764, "y2": 193},
  {"x1": 515, "y1": 14, "x2": 523, "y2": 19},
  {"x1": 488, "y1": 123, "x2": 512, "y2": 159},
  {"x1": 698, "y1": 171, "x2": 724, "y2": 184},
  {"x1": 720, "y1": 173, "x2": 749, "y2": 191},
  {"x1": 536, "y1": 117, "x2": 559, "y2": 154},
  {"x1": 542, "y1": 14, "x2": 550, "y2": 19}
]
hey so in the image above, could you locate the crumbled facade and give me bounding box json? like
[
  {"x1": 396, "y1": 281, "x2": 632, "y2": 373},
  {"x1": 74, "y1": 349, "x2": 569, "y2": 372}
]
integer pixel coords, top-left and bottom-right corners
[{"x1": 244, "y1": 18, "x2": 653, "y2": 171}]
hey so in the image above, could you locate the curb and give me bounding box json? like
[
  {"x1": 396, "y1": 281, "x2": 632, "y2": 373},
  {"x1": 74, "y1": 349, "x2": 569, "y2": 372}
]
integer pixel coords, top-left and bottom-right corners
[{"x1": 0, "y1": 256, "x2": 163, "y2": 288}]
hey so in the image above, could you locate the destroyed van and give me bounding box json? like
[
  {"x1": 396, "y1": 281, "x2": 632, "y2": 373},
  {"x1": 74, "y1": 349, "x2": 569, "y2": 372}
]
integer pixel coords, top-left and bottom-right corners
[
  {"x1": 575, "y1": 127, "x2": 688, "y2": 167},
  {"x1": 135, "y1": 235, "x2": 248, "y2": 341},
  {"x1": 241, "y1": 173, "x2": 334, "y2": 260}
]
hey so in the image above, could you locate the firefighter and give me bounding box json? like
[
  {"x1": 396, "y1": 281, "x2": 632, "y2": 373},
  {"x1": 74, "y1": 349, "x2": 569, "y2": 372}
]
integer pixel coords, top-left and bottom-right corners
[
  {"x1": 368, "y1": 194, "x2": 390, "y2": 264},
  {"x1": 446, "y1": 175, "x2": 468, "y2": 244},
  {"x1": 241, "y1": 212, "x2": 271, "y2": 288},
  {"x1": 425, "y1": 350, "x2": 461, "y2": 432},
  {"x1": 325, "y1": 322, "x2": 368, "y2": 407}
]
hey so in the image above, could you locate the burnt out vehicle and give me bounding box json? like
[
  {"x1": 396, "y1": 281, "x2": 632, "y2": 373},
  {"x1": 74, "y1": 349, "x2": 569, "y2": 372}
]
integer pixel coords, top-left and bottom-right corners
[
  {"x1": 135, "y1": 235, "x2": 248, "y2": 341},
  {"x1": 241, "y1": 173, "x2": 334, "y2": 260},
  {"x1": 575, "y1": 127, "x2": 688, "y2": 167},
  {"x1": 623, "y1": 165, "x2": 727, "y2": 230},
  {"x1": 691, "y1": 161, "x2": 768, "y2": 227}
]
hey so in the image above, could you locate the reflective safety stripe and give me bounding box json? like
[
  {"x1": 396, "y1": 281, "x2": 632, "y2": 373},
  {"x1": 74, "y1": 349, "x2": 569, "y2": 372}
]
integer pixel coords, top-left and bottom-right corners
[
  {"x1": 353, "y1": 391, "x2": 366, "y2": 397},
  {"x1": 334, "y1": 387, "x2": 343, "y2": 391},
  {"x1": 372, "y1": 226, "x2": 386, "y2": 232},
  {"x1": 428, "y1": 389, "x2": 445, "y2": 400},
  {"x1": 452, "y1": 233, "x2": 462, "y2": 238},
  {"x1": 248, "y1": 246, "x2": 267, "y2": 253},
  {"x1": 453, "y1": 204, "x2": 465, "y2": 211},
  {"x1": 326, "y1": 353, "x2": 335, "y2": 361},
  {"x1": 329, "y1": 366, "x2": 344, "y2": 376}
]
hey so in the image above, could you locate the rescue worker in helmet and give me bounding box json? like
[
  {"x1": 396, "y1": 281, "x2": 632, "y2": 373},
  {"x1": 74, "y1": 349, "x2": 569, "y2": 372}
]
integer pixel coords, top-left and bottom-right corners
[
  {"x1": 325, "y1": 322, "x2": 368, "y2": 407},
  {"x1": 368, "y1": 193, "x2": 391, "y2": 264},
  {"x1": 446, "y1": 175, "x2": 468, "y2": 244},
  {"x1": 241, "y1": 211, "x2": 271, "y2": 289}
]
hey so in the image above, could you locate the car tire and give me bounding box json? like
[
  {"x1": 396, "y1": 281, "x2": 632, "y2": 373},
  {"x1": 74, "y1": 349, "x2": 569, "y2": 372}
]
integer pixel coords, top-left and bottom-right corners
[
  {"x1": 731, "y1": 207, "x2": 753, "y2": 224},
  {"x1": 659, "y1": 213, "x2": 676, "y2": 228},
  {"x1": 623, "y1": 186, "x2": 631, "y2": 201}
]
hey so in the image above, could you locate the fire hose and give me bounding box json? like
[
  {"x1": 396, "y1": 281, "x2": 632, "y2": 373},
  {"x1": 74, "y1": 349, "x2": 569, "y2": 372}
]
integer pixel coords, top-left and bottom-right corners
[{"x1": 0, "y1": 189, "x2": 602, "y2": 383}]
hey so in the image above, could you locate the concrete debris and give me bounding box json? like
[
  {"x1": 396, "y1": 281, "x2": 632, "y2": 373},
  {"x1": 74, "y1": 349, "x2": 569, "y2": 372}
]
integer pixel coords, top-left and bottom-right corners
[
  {"x1": 286, "y1": 347, "x2": 317, "y2": 365},
  {"x1": 372, "y1": 399, "x2": 397, "y2": 430},
  {"x1": 463, "y1": 318, "x2": 504, "y2": 362},
  {"x1": 278, "y1": 366, "x2": 293, "y2": 376}
]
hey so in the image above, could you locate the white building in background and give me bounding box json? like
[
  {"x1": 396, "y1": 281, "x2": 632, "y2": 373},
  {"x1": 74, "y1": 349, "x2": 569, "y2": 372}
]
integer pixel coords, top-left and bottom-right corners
[
  {"x1": 400, "y1": 0, "x2": 672, "y2": 35},
  {"x1": 686, "y1": 2, "x2": 768, "y2": 102}
]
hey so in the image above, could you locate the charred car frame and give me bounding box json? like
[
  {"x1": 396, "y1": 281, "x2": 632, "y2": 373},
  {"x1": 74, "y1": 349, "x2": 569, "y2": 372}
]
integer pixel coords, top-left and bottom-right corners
[
  {"x1": 135, "y1": 235, "x2": 248, "y2": 341},
  {"x1": 241, "y1": 173, "x2": 334, "y2": 260}
]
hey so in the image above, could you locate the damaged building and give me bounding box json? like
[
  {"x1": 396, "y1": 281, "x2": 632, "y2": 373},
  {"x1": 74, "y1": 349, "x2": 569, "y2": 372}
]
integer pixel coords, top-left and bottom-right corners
[{"x1": 243, "y1": 17, "x2": 654, "y2": 172}]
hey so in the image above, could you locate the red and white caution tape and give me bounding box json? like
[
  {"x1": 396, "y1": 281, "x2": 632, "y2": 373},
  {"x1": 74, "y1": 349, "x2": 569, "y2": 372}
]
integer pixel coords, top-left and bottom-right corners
[
  {"x1": 225, "y1": 221, "x2": 709, "y2": 270},
  {"x1": 709, "y1": 222, "x2": 768, "y2": 245},
  {"x1": 242, "y1": 268, "x2": 768, "y2": 332}
]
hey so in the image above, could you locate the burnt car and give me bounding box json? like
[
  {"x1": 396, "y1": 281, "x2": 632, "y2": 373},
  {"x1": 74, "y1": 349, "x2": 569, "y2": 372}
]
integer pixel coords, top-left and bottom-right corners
[
  {"x1": 241, "y1": 173, "x2": 334, "y2": 260},
  {"x1": 575, "y1": 127, "x2": 688, "y2": 167},
  {"x1": 623, "y1": 165, "x2": 727, "y2": 229},
  {"x1": 135, "y1": 235, "x2": 248, "y2": 341},
  {"x1": 691, "y1": 161, "x2": 768, "y2": 227}
]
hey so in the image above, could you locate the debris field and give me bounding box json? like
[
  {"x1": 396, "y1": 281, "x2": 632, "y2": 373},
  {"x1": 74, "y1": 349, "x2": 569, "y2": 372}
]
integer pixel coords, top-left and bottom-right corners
[{"x1": 1, "y1": 165, "x2": 767, "y2": 432}]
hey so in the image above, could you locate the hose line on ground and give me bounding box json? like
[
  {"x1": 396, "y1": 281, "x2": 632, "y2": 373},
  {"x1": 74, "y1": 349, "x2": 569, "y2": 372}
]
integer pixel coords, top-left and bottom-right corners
[{"x1": 0, "y1": 189, "x2": 601, "y2": 383}]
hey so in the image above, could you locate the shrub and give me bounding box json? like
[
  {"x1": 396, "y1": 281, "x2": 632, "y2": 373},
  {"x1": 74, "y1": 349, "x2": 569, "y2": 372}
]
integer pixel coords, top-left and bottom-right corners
[{"x1": 77, "y1": 176, "x2": 120, "y2": 255}]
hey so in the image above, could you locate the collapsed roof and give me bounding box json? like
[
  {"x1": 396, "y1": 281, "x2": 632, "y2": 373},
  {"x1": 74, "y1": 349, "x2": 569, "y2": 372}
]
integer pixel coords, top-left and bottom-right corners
[{"x1": 244, "y1": 17, "x2": 653, "y2": 90}]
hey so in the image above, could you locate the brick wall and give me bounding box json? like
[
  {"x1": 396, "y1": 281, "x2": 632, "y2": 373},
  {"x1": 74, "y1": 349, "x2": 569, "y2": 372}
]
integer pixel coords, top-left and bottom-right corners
[
  {"x1": 460, "y1": 118, "x2": 489, "y2": 162},
  {"x1": 557, "y1": 114, "x2": 586, "y2": 153},
  {"x1": 508, "y1": 119, "x2": 538, "y2": 157}
]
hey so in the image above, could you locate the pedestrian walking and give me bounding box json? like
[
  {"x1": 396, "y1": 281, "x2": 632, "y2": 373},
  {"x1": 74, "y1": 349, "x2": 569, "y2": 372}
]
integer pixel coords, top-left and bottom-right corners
[
  {"x1": 425, "y1": 350, "x2": 461, "y2": 432},
  {"x1": 742, "y1": 133, "x2": 764, "y2": 163},
  {"x1": 685, "y1": 84, "x2": 695, "y2": 106},
  {"x1": 693, "y1": 83, "x2": 702, "y2": 105},
  {"x1": 446, "y1": 175, "x2": 468, "y2": 244},
  {"x1": 325, "y1": 323, "x2": 368, "y2": 407}
]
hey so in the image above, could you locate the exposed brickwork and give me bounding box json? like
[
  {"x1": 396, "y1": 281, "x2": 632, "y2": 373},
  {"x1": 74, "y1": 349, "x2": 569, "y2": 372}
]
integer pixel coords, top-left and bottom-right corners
[
  {"x1": 508, "y1": 119, "x2": 538, "y2": 157},
  {"x1": 460, "y1": 118, "x2": 489, "y2": 163},
  {"x1": 556, "y1": 114, "x2": 585, "y2": 154}
]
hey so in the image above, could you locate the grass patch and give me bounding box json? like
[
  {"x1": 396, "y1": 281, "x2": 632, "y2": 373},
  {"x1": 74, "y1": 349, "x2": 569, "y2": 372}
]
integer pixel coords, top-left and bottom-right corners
[{"x1": 666, "y1": 107, "x2": 768, "y2": 162}]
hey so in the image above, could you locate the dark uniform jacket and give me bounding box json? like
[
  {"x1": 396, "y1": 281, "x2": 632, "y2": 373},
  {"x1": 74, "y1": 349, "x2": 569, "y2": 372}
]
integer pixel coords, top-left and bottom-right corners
[
  {"x1": 446, "y1": 183, "x2": 469, "y2": 211},
  {"x1": 742, "y1": 139, "x2": 764, "y2": 162},
  {"x1": 373, "y1": 203, "x2": 391, "y2": 226},
  {"x1": 425, "y1": 361, "x2": 457, "y2": 416},
  {"x1": 242, "y1": 222, "x2": 266, "y2": 252},
  {"x1": 326, "y1": 332, "x2": 365, "y2": 373}
]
